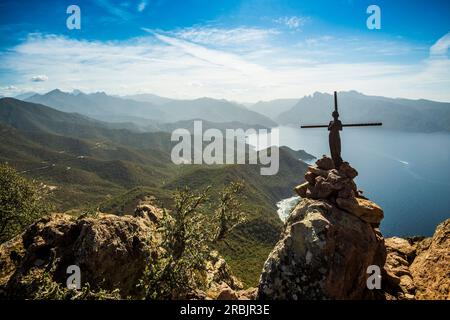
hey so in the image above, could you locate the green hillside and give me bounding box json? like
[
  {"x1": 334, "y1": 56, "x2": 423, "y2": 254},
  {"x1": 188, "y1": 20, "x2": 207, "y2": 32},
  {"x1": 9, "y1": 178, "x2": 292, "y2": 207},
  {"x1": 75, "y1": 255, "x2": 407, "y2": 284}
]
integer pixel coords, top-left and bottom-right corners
[{"x1": 0, "y1": 98, "x2": 309, "y2": 286}]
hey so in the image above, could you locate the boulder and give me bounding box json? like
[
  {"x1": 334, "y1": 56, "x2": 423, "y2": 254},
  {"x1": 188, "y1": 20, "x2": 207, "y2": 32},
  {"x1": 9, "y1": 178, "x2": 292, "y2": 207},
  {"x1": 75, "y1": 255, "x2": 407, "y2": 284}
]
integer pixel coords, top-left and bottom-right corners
[
  {"x1": 338, "y1": 162, "x2": 358, "y2": 179},
  {"x1": 316, "y1": 155, "x2": 334, "y2": 170},
  {"x1": 336, "y1": 197, "x2": 384, "y2": 224},
  {"x1": 294, "y1": 182, "x2": 309, "y2": 198},
  {"x1": 134, "y1": 202, "x2": 163, "y2": 223},
  {"x1": 2, "y1": 213, "x2": 156, "y2": 298},
  {"x1": 0, "y1": 209, "x2": 245, "y2": 300},
  {"x1": 382, "y1": 219, "x2": 450, "y2": 300},
  {"x1": 385, "y1": 237, "x2": 416, "y2": 259},
  {"x1": 313, "y1": 176, "x2": 334, "y2": 199},
  {"x1": 304, "y1": 171, "x2": 317, "y2": 185},
  {"x1": 307, "y1": 166, "x2": 329, "y2": 178},
  {"x1": 409, "y1": 219, "x2": 450, "y2": 300},
  {"x1": 257, "y1": 198, "x2": 386, "y2": 300}
]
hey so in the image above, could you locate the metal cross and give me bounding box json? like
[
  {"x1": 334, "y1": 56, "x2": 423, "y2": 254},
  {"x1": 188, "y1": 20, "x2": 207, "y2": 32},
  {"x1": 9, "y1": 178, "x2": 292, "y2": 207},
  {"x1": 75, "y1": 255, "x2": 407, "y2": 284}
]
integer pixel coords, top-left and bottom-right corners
[{"x1": 301, "y1": 91, "x2": 382, "y2": 168}]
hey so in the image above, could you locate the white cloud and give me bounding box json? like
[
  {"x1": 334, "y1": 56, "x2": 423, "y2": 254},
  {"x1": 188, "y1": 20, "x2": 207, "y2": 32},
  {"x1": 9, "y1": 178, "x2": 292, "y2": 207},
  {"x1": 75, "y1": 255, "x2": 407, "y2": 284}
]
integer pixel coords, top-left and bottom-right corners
[
  {"x1": 430, "y1": 32, "x2": 450, "y2": 57},
  {"x1": 137, "y1": 1, "x2": 147, "y2": 12},
  {"x1": 94, "y1": 0, "x2": 132, "y2": 20},
  {"x1": 30, "y1": 75, "x2": 48, "y2": 82},
  {"x1": 0, "y1": 30, "x2": 449, "y2": 102},
  {"x1": 150, "y1": 31, "x2": 266, "y2": 75},
  {"x1": 170, "y1": 26, "x2": 279, "y2": 46},
  {"x1": 0, "y1": 85, "x2": 18, "y2": 92},
  {"x1": 274, "y1": 16, "x2": 308, "y2": 30}
]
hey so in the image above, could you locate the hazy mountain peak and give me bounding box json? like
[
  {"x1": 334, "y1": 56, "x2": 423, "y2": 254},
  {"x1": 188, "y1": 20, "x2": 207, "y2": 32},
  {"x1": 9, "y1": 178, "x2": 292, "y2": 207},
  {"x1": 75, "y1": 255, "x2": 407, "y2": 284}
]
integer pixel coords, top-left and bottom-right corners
[
  {"x1": 45, "y1": 88, "x2": 66, "y2": 97},
  {"x1": 91, "y1": 91, "x2": 107, "y2": 97},
  {"x1": 71, "y1": 89, "x2": 83, "y2": 96},
  {"x1": 14, "y1": 91, "x2": 38, "y2": 100}
]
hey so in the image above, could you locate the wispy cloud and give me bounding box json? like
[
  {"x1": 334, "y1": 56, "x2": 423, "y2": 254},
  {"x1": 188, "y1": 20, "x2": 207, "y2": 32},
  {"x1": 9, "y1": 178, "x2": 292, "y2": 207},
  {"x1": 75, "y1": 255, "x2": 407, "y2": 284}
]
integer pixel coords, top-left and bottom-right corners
[
  {"x1": 274, "y1": 16, "x2": 308, "y2": 30},
  {"x1": 147, "y1": 30, "x2": 266, "y2": 75},
  {"x1": 30, "y1": 75, "x2": 48, "y2": 82},
  {"x1": 94, "y1": 0, "x2": 132, "y2": 20},
  {"x1": 0, "y1": 28, "x2": 449, "y2": 102},
  {"x1": 169, "y1": 26, "x2": 279, "y2": 46},
  {"x1": 430, "y1": 32, "x2": 450, "y2": 57},
  {"x1": 137, "y1": 1, "x2": 147, "y2": 12}
]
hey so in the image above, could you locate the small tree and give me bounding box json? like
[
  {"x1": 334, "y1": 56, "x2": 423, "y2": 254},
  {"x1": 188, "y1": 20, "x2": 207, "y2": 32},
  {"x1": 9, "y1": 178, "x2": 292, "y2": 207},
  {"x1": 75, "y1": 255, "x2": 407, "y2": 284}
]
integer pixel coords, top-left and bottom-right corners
[
  {"x1": 141, "y1": 186, "x2": 211, "y2": 299},
  {"x1": 214, "y1": 181, "x2": 246, "y2": 241},
  {"x1": 141, "y1": 182, "x2": 246, "y2": 299},
  {"x1": 0, "y1": 163, "x2": 51, "y2": 243}
]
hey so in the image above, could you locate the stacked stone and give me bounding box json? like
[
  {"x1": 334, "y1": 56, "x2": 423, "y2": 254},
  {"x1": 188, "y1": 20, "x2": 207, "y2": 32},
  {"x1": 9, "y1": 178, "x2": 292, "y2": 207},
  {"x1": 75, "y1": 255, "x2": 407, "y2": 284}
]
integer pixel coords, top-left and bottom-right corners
[{"x1": 294, "y1": 155, "x2": 383, "y2": 225}]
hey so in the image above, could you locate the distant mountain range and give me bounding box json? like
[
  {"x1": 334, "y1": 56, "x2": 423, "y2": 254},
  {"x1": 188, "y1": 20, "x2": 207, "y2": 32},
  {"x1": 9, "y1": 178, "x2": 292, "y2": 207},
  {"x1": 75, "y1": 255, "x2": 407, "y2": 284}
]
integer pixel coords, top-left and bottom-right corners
[
  {"x1": 24, "y1": 89, "x2": 276, "y2": 128},
  {"x1": 276, "y1": 91, "x2": 450, "y2": 132},
  {"x1": 248, "y1": 98, "x2": 299, "y2": 119},
  {"x1": 122, "y1": 93, "x2": 175, "y2": 105},
  {"x1": 11, "y1": 89, "x2": 450, "y2": 133}
]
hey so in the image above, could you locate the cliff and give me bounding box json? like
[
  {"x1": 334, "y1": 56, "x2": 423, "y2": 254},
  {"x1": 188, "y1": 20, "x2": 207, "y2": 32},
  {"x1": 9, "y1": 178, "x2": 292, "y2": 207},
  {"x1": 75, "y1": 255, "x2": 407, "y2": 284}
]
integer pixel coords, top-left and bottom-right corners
[
  {"x1": 0, "y1": 158, "x2": 448, "y2": 300},
  {"x1": 0, "y1": 202, "x2": 251, "y2": 299},
  {"x1": 257, "y1": 155, "x2": 449, "y2": 300}
]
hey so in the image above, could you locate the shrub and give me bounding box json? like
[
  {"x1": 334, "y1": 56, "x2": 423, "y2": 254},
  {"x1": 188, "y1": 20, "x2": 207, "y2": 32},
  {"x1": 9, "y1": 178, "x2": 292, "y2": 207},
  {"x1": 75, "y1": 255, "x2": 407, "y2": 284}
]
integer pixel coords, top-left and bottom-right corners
[
  {"x1": 0, "y1": 163, "x2": 51, "y2": 243},
  {"x1": 140, "y1": 182, "x2": 246, "y2": 299}
]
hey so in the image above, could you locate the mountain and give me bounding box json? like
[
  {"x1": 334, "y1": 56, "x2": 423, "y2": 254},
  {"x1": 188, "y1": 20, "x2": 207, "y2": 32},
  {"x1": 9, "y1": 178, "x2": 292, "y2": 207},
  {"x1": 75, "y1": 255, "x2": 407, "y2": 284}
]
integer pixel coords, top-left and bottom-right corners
[
  {"x1": 155, "y1": 119, "x2": 270, "y2": 134},
  {"x1": 26, "y1": 90, "x2": 276, "y2": 128},
  {"x1": 277, "y1": 91, "x2": 450, "y2": 132},
  {"x1": 14, "y1": 91, "x2": 38, "y2": 100},
  {"x1": 0, "y1": 98, "x2": 308, "y2": 285},
  {"x1": 26, "y1": 89, "x2": 169, "y2": 122},
  {"x1": 248, "y1": 98, "x2": 298, "y2": 120},
  {"x1": 123, "y1": 93, "x2": 175, "y2": 105},
  {"x1": 0, "y1": 97, "x2": 161, "y2": 139},
  {"x1": 161, "y1": 97, "x2": 276, "y2": 127}
]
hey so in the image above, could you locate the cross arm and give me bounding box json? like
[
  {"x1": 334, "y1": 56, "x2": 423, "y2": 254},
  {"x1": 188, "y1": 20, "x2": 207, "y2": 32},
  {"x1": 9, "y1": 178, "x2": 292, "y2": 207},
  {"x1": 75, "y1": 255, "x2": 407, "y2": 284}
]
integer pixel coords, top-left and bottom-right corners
[
  {"x1": 300, "y1": 124, "x2": 328, "y2": 128},
  {"x1": 341, "y1": 122, "x2": 382, "y2": 127},
  {"x1": 301, "y1": 122, "x2": 382, "y2": 128}
]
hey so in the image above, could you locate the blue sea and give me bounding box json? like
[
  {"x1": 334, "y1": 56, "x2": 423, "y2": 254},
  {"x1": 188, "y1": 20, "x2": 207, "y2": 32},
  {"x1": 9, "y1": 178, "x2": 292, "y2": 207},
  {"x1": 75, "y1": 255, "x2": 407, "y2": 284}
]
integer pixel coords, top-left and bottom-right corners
[{"x1": 249, "y1": 126, "x2": 450, "y2": 237}]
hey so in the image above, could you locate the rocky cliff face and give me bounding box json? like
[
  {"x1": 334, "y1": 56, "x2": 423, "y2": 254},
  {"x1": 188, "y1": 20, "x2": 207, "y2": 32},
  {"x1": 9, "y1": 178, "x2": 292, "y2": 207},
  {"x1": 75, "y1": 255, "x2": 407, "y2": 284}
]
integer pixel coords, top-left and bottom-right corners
[
  {"x1": 0, "y1": 211, "x2": 158, "y2": 298},
  {"x1": 257, "y1": 198, "x2": 386, "y2": 299},
  {"x1": 0, "y1": 158, "x2": 448, "y2": 300},
  {"x1": 258, "y1": 156, "x2": 386, "y2": 299},
  {"x1": 383, "y1": 218, "x2": 450, "y2": 300},
  {"x1": 0, "y1": 201, "x2": 246, "y2": 299},
  {"x1": 257, "y1": 155, "x2": 449, "y2": 300}
]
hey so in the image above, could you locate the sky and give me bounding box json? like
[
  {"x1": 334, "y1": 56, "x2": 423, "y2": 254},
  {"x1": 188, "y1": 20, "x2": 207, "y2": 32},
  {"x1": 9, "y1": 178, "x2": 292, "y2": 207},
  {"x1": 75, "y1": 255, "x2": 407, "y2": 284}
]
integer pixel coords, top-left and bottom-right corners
[{"x1": 0, "y1": 0, "x2": 449, "y2": 102}]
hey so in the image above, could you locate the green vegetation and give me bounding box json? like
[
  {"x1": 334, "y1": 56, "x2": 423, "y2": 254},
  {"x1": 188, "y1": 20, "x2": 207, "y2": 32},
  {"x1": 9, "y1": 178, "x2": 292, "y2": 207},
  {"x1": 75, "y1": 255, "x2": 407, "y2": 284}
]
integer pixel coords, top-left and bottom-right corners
[
  {"x1": 141, "y1": 183, "x2": 245, "y2": 299},
  {"x1": 22, "y1": 270, "x2": 121, "y2": 300},
  {"x1": 0, "y1": 163, "x2": 51, "y2": 243},
  {"x1": 0, "y1": 98, "x2": 309, "y2": 286}
]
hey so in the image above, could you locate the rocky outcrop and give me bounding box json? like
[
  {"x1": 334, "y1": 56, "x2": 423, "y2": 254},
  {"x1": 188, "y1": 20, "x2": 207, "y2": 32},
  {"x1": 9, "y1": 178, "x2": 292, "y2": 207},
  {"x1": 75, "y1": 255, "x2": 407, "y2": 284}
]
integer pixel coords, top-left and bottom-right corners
[
  {"x1": 382, "y1": 237, "x2": 417, "y2": 300},
  {"x1": 134, "y1": 200, "x2": 163, "y2": 223},
  {"x1": 258, "y1": 156, "x2": 388, "y2": 300},
  {"x1": 0, "y1": 205, "x2": 244, "y2": 299},
  {"x1": 383, "y1": 219, "x2": 450, "y2": 300},
  {"x1": 294, "y1": 155, "x2": 383, "y2": 225},
  {"x1": 259, "y1": 156, "x2": 449, "y2": 300},
  {"x1": 0, "y1": 213, "x2": 157, "y2": 298},
  {"x1": 257, "y1": 198, "x2": 386, "y2": 300}
]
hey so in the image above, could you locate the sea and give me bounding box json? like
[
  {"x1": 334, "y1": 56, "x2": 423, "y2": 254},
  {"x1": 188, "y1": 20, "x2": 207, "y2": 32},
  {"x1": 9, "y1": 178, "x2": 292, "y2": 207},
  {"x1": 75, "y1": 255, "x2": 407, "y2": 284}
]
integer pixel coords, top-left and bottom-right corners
[{"x1": 248, "y1": 126, "x2": 450, "y2": 237}]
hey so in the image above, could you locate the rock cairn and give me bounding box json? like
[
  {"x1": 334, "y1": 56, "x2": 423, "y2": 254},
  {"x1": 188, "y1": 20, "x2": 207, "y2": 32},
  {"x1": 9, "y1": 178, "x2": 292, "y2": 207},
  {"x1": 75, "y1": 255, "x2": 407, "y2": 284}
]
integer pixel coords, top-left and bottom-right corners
[{"x1": 294, "y1": 155, "x2": 383, "y2": 225}]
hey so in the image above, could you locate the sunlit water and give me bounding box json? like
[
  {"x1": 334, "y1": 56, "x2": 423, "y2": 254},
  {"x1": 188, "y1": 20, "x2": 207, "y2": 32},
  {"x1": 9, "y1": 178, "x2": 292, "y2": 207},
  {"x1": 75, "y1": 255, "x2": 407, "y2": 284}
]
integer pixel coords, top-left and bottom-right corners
[{"x1": 248, "y1": 126, "x2": 450, "y2": 237}]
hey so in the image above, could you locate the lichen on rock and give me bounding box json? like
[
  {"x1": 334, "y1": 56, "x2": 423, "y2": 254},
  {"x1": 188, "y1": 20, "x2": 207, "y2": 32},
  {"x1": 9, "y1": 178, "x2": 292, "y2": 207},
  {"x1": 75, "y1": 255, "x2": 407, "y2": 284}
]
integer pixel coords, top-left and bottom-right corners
[{"x1": 257, "y1": 198, "x2": 386, "y2": 300}]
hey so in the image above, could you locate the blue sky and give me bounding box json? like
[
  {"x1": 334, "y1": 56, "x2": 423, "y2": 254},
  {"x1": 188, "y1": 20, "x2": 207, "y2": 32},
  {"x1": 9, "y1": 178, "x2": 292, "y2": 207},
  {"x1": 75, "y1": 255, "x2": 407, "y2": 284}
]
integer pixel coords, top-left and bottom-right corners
[{"x1": 0, "y1": 0, "x2": 449, "y2": 101}]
